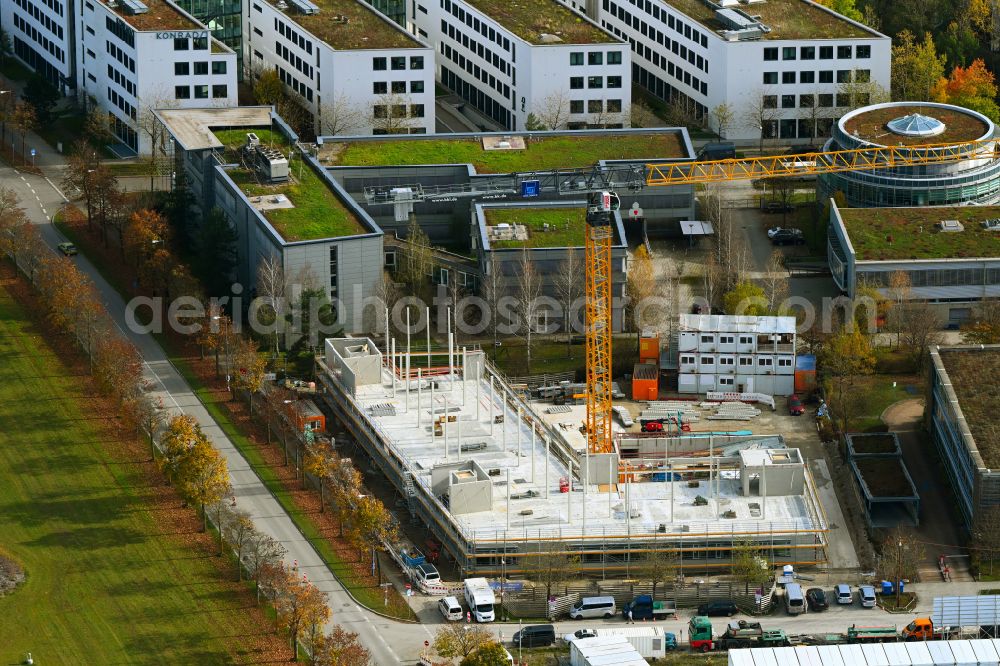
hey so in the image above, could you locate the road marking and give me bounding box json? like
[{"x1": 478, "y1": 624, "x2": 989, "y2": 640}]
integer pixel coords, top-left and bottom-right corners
[{"x1": 44, "y1": 177, "x2": 69, "y2": 202}]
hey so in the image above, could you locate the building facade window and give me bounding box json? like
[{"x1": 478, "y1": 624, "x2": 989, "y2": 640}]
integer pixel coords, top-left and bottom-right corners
[
  {"x1": 763, "y1": 72, "x2": 777, "y2": 84},
  {"x1": 570, "y1": 99, "x2": 584, "y2": 113},
  {"x1": 570, "y1": 77, "x2": 583, "y2": 89},
  {"x1": 607, "y1": 75, "x2": 621, "y2": 88},
  {"x1": 391, "y1": 56, "x2": 405, "y2": 69},
  {"x1": 212, "y1": 84, "x2": 228, "y2": 98},
  {"x1": 212, "y1": 61, "x2": 227, "y2": 75},
  {"x1": 837, "y1": 45, "x2": 852, "y2": 59},
  {"x1": 763, "y1": 47, "x2": 778, "y2": 61},
  {"x1": 175, "y1": 85, "x2": 190, "y2": 99},
  {"x1": 174, "y1": 62, "x2": 189, "y2": 75},
  {"x1": 782, "y1": 46, "x2": 796, "y2": 60},
  {"x1": 856, "y1": 45, "x2": 871, "y2": 58},
  {"x1": 587, "y1": 76, "x2": 603, "y2": 88},
  {"x1": 782, "y1": 71, "x2": 795, "y2": 84},
  {"x1": 800, "y1": 70, "x2": 815, "y2": 84},
  {"x1": 819, "y1": 45, "x2": 833, "y2": 59},
  {"x1": 194, "y1": 84, "x2": 208, "y2": 98},
  {"x1": 373, "y1": 81, "x2": 387, "y2": 94},
  {"x1": 173, "y1": 37, "x2": 188, "y2": 50},
  {"x1": 411, "y1": 81, "x2": 424, "y2": 93},
  {"x1": 608, "y1": 51, "x2": 622, "y2": 64},
  {"x1": 194, "y1": 61, "x2": 208, "y2": 75},
  {"x1": 588, "y1": 51, "x2": 603, "y2": 65},
  {"x1": 410, "y1": 55, "x2": 424, "y2": 69},
  {"x1": 607, "y1": 99, "x2": 622, "y2": 112},
  {"x1": 800, "y1": 46, "x2": 815, "y2": 60},
  {"x1": 570, "y1": 51, "x2": 583, "y2": 65},
  {"x1": 373, "y1": 57, "x2": 386, "y2": 70}
]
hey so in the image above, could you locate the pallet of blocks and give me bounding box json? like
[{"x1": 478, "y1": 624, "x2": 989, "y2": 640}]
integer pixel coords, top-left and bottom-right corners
[{"x1": 706, "y1": 403, "x2": 761, "y2": 421}]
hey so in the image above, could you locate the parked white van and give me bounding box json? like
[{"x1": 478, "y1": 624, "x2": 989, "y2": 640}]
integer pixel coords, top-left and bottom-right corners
[
  {"x1": 438, "y1": 596, "x2": 463, "y2": 621},
  {"x1": 569, "y1": 596, "x2": 617, "y2": 619},
  {"x1": 785, "y1": 583, "x2": 806, "y2": 615}
]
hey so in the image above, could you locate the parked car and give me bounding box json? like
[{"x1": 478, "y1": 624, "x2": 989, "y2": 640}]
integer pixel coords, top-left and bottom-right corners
[
  {"x1": 806, "y1": 588, "x2": 829, "y2": 611},
  {"x1": 512, "y1": 625, "x2": 556, "y2": 648},
  {"x1": 762, "y1": 201, "x2": 794, "y2": 214},
  {"x1": 563, "y1": 629, "x2": 597, "y2": 644},
  {"x1": 788, "y1": 394, "x2": 805, "y2": 416},
  {"x1": 770, "y1": 229, "x2": 805, "y2": 246},
  {"x1": 57, "y1": 242, "x2": 78, "y2": 256},
  {"x1": 767, "y1": 226, "x2": 784, "y2": 238},
  {"x1": 835, "y1": 584, "x2": 853, "y2": 605},
  {"x1": 697, "y1": 600, "x2": 739, "y2": 617},
  {"x1": 786, "y1": 145, "x2": 820, "y2": 155},
  {"x1": 860, "y1": 585, "x2": 877, "y2": 608},
  {"x1": 569, "y1": 596, "x2": 617, "y2": 619}
]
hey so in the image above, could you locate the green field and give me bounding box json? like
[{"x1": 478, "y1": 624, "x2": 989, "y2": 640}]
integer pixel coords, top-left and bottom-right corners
[{"x1": 0, "y1": 286, "x2": 275, "y2": 663}]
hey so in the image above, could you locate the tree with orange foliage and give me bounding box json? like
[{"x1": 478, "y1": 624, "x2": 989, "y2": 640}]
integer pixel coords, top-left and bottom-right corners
[
  {"x1": 231, "y1": 335, "x2": 267, "y2": 412},
  {"x1": 273, "y1": 567, "x2": 331, "y2": 661},
  {"x1": 93, "y1": 336, "x2": 143, "y2": 406},
  {"x1": 123, "y1": 208, "x2": 171, "y2": 269},
  {"x1": 304, "y1": 440, "x2": 338, "y2": 511},
  {"x1": 36, "y1": 257, "x2": 92, "y2": 334},
  {"x1": 933, "y1": 59, "x2": 1000, "y2": 121},
  {"x1": 309, "y1": 625, "x2": 371, "y2": 666},
  {"x1": 180, "y1": 438, "x2": 232, "y2": 532}
]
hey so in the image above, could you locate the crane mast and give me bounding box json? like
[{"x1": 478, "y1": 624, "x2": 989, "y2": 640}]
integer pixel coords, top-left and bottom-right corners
[{"x1": 585, "y1": 191, "x2": 618, "y2": 455}]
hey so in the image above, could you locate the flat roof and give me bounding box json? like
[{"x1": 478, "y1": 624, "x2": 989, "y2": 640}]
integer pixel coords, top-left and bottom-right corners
[
  {"x1": 938, "y1": 348, "x2": 1000, "y2": 469},
  {"x1": 333, "y1": 351, "x2": 820, "y2": 542},
  {"x1": 839, "y1": 205, "x2": 1000, "y2": 261},
  {"x1": 98, "y1": 0, "x2": 200, "y2": 31},
  {"x1": 679, "y1": 314, "x2": 796, "y2": 334},
  {"x1": 262, "y1": 0, "x2": 422, "y2": 50},
  {"x1": 661, "y1": 0, "x2": 874, "y2": 40},
  {"x1": 155, "y1": 107, "x2": 274, "y2": 151},
  {"x1": 484, "y1": 207, "x2": 586, "y2": 248},
  {"x1": 842, "y1": 104, "x2": 990, "y2": 147},
  {"x1": 325, "y1": 131, "x2": 689, "y2": 173},
  {"x1": 464, "y1": 0, "x2": 616, "y2": 45},
  {"x1": 216, "y1": 128, "x2": 367, "y2": 241}
]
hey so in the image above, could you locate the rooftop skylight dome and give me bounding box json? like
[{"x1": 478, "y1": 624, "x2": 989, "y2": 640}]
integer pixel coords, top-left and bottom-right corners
[{"x1": 886, "y1": 113, "x2": 947, "y2": 138}]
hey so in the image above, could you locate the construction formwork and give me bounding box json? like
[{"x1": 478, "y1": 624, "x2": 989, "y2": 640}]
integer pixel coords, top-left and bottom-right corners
[{"x1": 318, "y1": 337, "x2": 829, "y2": 577}]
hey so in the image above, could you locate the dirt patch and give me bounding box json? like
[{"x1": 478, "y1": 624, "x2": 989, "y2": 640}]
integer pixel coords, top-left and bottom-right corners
[
  {"x1": 843, "y1": 104, "x2": 989, "y2": 146},
  {"x1": 855, "y1": 458, "x2": 915, "y2": 497},
  {"x1": 0, "y1": 552, "x2": 25, "y2": 596},
  {"x1": 849, "y1": 433, "x2": 898, "y2": 454}
]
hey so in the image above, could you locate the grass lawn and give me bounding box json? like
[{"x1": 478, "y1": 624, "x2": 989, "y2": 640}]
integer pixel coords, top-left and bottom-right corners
[
  {"x1": 0, "y1": 282, "x2": 285, "y2": 664},
  {"x1": 490, "y1": 336, "x2": 638, "y2": 378},
  {"x1": 486, "y1": 207, "x2": 586, "y2": 248},
  {"x1": 839, "y1": 205, "x2": 1000, "y2": 261},
  {"x1": 215, "y1": 127, "x2": 290, "y2": 153},
  {"x1": 465, "y1": 0, "x2": 613, "y2": 44},
  {"x1": 331, "y1": 132, "x2": 687, "y2": 172},
  {"x1": 838, "y1": 374, "x2": 920, "y2": 431}
]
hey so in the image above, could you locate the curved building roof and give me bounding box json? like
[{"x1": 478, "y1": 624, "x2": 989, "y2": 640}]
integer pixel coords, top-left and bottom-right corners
[{"x1": 839, "y1": 101, "x2": 993, "y2": 147}]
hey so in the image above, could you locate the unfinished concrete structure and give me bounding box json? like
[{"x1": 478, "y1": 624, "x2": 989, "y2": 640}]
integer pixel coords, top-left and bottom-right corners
[{"x1": 318, "y1": 337, "x2": 828, "y2": 576}]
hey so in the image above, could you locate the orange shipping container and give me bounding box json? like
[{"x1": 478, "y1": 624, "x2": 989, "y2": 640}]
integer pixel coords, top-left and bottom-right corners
[
  {"x1": 632, "y1": 362, "x2": 659, "y2": 401},
  {"x1": 639, "y1": 335, "x2": 660, "y2": 364},
  {"x1": 293, "y1": 399, "x2": 326, "y2": 434}
]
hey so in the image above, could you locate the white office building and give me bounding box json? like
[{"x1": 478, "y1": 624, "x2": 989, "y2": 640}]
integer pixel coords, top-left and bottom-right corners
[
  {"x1": 410, "y1": 0, "x2": 630, "y2": 130},
  {"x1": 244, "y1": 0, "x2": 435, "y2": 135},
  {"x1": 677, "y1": 314, "x2": 796, "y2": 395},
  {"x1": 75, "y1": 0, "x2": 237, "y2": 154},
  {"x1": 3, "y1": 0, "x2": 76, "y2": 93},
  {"x1": 565, "y1": 0, "x2": 889, "y2": 141}
]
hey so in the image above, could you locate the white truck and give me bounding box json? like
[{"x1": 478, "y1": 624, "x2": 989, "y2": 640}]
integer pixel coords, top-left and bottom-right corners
[
  {"x1": 592, "y1": 627, "x2": 669, "y2": 659},
  {"x1": 463, "y1": 577, "x2": 496, "y2": 622}
]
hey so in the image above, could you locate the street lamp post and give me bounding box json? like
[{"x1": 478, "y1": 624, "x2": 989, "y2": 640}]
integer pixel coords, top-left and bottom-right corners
[{"x1": 895, "y1": 540, "x2": 902, "y2": 606}]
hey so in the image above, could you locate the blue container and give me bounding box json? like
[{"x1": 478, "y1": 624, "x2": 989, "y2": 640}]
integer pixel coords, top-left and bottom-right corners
[
  {"x1": 652, "y1": 473, "x2": 666, "y2": 482},
  {"x1": 881, "y1": 581, "x2": 893, "y2": 595}
]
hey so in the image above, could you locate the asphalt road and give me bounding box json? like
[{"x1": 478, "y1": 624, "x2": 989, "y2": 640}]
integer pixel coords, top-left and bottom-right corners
[{"x1": 2, "y1": 162, "x2": 436, "y2": 664}]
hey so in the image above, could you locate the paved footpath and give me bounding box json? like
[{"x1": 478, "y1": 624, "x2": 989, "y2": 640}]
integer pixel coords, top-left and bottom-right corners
[{"x1": 2, "y1": 155, "x2": 434, "y2": 663}]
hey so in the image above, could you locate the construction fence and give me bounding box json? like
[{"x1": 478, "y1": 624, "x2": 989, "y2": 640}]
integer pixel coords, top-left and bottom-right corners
[{"x1": 496, "y1": 579, "x2": 775, "y2": 620}]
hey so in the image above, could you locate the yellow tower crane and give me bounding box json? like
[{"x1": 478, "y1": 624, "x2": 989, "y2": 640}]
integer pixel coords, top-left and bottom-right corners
[{"x1": 582, "y1": 136, "x2": 1000, "y2": 457}]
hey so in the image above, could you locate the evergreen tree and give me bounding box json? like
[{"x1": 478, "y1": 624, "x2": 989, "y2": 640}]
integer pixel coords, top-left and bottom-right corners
[{"x1": 195, "y1": 207, "x2": 238, "y2": 297}]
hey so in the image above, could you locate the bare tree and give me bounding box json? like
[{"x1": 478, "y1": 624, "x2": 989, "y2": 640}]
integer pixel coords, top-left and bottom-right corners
[
  {"x1": 761, "y1": 249, "x2": 789, "y2": 313},
  {"x1": 797, "y1": 89, "x2": 827, "y2": 141},
  {"x1": 628, "y1": 99, "x2": 660, "y2": 129},
  {"x1": 886, "y1": 270, "x2": 912, "y2": 348},
  {"x1": 711, "y1": 103, "x2": 735, "y2": 139},
  {"x1": 875, "y1": 528, "x2": 925, "y2": 605},
  {"x1": 553, "y1": 251, "x2": 582, "y2": 355},
  {"x1": 317, "y1": 92, "x2": 365, "y2": 137},
  {"x1": 256, "y1": 254, "x2": 286, "y2": 356},
  {"x1": 742, "y1": 88, "x2": 780, "y2": 153},
  {"x1": 515, "y1": 245, "x2": 542, "y2": 375},
  {"x1": 136, "y1": 87, "x2": 174, "y2": 188},
  {"x1": 897, "y1": 301, "x2": 942, "y2": 368},
  {"x1": 398, "y1": 215, "x2": 434, "y2": 301},
  {"x1": 837, "y1": 70, "x2": 890, "y2": 112},
  {"x1": 532, "y1": 90, "x2": 572, "y2": 130},
  {"x1": 480, "y1": 252, "x2": 504, "y2": 355},
  {"x1": 372, "y1": 92, "x2": 419, "y2": 135}
]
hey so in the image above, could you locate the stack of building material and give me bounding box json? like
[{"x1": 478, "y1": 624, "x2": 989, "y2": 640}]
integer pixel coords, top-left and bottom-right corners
[{"x1": 707, "y1": 403, "x2": 761, "y2": 421}]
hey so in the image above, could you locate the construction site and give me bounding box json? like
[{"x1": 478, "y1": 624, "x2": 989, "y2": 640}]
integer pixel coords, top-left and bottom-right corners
[{"x1": 316, "y1": 336, "x2": 830, "y2": 577}]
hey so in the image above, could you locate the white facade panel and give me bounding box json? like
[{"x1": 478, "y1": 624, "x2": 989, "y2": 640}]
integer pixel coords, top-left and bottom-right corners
[
  {"x1": 246, "y1": 0, "x2": 435, "y2": 136},
  {"x1": 2, "y1": 0, "x2": 75, "y2": 93},
  {"x1": 78, "y1": 1, "x2": 237, "y2": 154},
  {"x1": 414, "y1": 0, "x2": 629, "y2": 130},
  {"x1": 583, "y1": 0, "x2": 890, "y2": 140},
  {"x1": 968, "y1": 639, "x2": 999, "y2": 666}
]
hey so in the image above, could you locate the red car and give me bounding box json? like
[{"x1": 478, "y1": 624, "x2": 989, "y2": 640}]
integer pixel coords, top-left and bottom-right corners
[{"x1": 788, "y1": 394, "x2": 805, "y2": 416}]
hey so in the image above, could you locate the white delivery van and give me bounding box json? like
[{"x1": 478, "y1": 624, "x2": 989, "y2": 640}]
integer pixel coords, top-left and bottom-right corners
[
  {"x1": 438, "y1": 596, "x2": 463, "y2": 621},
  {"x1": 463, "y1": 577, "x2": 496, "y2": 622},
  {"x1": 785, "y1": 583, "x2": 806, "y2": 615},
  {"x1": 570, "y1": 596, "x2": 617, "y2": 619}
]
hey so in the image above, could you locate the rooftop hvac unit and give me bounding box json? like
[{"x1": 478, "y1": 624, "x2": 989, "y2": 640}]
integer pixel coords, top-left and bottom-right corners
[
  {"x1": 243, "y1": 136, "x2": 289, "y2": 183},
  {"x1": 983, "y1": 218, "x2": 1000, "y2": 230},
  {"x1": 276, "y1": 0, "x2": 288, "y2": 9},
  {"x1": 938, "y1": 219, "x2": 965, "y2": 232}
]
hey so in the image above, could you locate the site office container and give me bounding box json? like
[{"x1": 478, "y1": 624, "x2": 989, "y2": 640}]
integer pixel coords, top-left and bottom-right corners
[{"x1": 632, "y1": 363, "x2": 658, "y2": 401}]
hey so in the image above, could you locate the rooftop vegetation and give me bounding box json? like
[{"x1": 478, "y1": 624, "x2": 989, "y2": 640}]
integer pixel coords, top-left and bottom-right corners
[
  {"x1": 264, "y1": 0, "x2": 420, "y2": 50},
  {"x1": 330, "y1": 133, "x2": 687, "y2": 172},
  {"x1": 484, "y1": 207, "x2": 587, "y2": 248},
  {"x1": 840, "y1": 205, "x2": 1000, "y2": 261},
  {"x1": 465, "y1": 0, "x2": 615, "y2": 44},
  {"x1": 107, "y1": 0, "x2": 200, "y2": 32},
  {"x1": 940, "y1": 349, "x2": 1000, "y2": 468},
  {"x1": 662, "y1": 0, "x2": 872, "y2": 40},
  {"x1": 844, "y1": 105, "x2": 990, "y2": 146}
]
